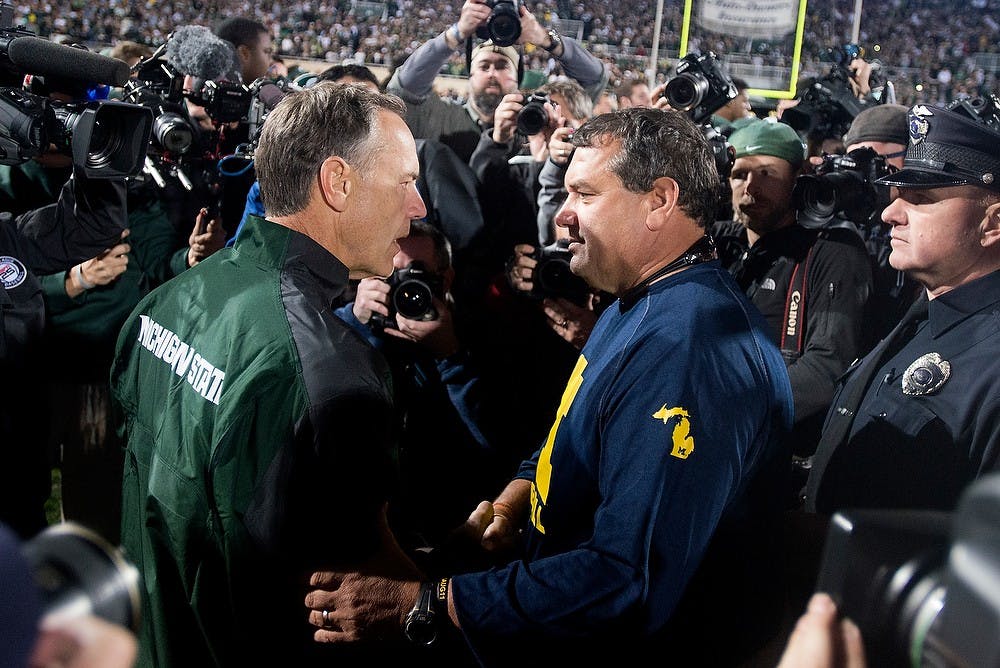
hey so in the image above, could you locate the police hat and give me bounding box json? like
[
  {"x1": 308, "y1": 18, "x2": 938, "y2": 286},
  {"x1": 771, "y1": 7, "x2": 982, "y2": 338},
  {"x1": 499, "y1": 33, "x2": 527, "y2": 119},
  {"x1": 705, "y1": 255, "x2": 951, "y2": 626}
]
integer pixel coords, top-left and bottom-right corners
[{"x1": 876, "y1": 104, "x2": 1000, "y2": 191}]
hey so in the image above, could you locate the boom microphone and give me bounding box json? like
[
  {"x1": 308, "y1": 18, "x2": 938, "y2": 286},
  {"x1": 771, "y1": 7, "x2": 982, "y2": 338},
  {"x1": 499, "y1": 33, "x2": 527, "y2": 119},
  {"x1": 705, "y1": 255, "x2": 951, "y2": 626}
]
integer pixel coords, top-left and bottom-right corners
[
  {"x1": 165, "y1": 26, "x2": 238, "y2": 82},
  {"x1": 4, "y1": 36, "x2": 130, "y2": 86}
]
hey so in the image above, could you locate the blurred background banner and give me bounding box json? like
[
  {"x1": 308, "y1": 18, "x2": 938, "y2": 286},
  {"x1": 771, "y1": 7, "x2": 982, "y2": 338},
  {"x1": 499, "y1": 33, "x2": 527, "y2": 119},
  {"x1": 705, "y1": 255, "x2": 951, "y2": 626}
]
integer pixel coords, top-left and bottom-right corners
[
  {"x1": 698, "y1": 0, "x2": 800, "y2": 39},
  {"x1": 675, "y1": 0, "x2": 808, "y2": 99}
]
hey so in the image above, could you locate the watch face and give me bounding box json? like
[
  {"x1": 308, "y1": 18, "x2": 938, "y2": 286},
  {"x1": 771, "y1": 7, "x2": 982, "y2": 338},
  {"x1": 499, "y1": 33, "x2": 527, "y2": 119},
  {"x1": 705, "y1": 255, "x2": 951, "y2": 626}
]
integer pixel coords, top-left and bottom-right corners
[{"x1": 404, "y1": 611, "x2": 438, "y2": 647}]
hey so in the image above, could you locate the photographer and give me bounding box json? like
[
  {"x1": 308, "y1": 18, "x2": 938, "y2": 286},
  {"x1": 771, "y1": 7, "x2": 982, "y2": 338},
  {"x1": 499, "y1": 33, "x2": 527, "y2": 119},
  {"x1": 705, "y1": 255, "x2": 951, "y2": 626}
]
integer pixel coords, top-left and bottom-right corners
[
  {"x1": 840, "y1": 104, "x2": 922, "y2": 341},
  {"x1": 712, "y1": 119, "x2": 873, "y2": 462},
  {"x1": 385, "y1": 0, "x2": 609, "y2": 163},
  {"x1": 334, "y1": 222, "x2": 523, "y2": 561}
]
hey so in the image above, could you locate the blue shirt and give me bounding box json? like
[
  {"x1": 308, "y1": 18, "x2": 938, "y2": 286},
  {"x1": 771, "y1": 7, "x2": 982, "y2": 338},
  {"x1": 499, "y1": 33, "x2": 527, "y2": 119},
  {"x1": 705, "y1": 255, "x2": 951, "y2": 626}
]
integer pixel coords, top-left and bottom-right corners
[{"x1": 451, "y1": 261, "x2": 793, "y2": 663}]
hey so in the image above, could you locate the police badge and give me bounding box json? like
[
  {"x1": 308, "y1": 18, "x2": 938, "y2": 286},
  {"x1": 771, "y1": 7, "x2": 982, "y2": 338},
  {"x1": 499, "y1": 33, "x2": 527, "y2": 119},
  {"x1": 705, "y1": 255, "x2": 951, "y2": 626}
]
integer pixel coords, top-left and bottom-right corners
[
  {"x1": 909, "y1": 105, "x2": 932, "y2": 145},
  {"x1": 902, "y1": 352, "x2": 950, "y2": 395}
]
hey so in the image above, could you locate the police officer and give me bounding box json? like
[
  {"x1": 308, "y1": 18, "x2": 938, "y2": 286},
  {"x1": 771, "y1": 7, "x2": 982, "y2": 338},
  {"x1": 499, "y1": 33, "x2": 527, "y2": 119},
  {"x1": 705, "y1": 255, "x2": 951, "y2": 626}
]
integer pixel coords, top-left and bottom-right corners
[{"x1": 806, "y1": 101, "x2": 1000, "y2": 514}]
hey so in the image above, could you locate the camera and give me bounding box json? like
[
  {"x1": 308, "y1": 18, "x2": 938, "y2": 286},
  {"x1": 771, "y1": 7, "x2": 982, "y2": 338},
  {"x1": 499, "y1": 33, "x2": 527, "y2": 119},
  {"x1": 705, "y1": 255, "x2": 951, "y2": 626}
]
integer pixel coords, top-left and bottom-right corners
[
  {"x1": 782, "y1": 44, "x2": 879, "y2": 140},
  {"x1": 792, "y1": 146, "x2": 893, "y2": 229},
  {"x1": 188, "y1": 79, "x2": 253, "y2": 125},
  {"x1": 517, "y1": 91, "x2": 549, "y2": 135},
  {"x1": 0, "y1": 87, "x2": 153, "y2": 178},
  {"x1": 946, "y1": 93, "x2": 1000, "y2": 131},
  {"x1": 369, "y1": 261, "x2": 444, "y2": 331},
  {"x1": 665, "y1": 51, "x2": 738, "y2": 125},
  {"x1": 701, "y1": 122, "x2": 736, "y2": 179},
  {"x1": 528, "y1": 239, "x2": 591, "y2": 305},
  {"x1": 476, "y1": 0, "x2": 522, "y2": 47},
  {"x1": 815, "y1": 471, "x2": 1000, "y2": 668},
  {"x1": 21, "y1": 522, "x2": 142, "y2": 631}
]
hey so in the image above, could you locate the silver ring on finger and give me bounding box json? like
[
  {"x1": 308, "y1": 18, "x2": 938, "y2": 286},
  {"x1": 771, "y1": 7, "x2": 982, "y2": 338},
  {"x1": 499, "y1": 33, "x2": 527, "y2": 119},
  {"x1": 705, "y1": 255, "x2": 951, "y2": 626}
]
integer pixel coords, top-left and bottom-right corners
[{"x1": 322, "y1": 609, "x2": 333, "y2": 628}]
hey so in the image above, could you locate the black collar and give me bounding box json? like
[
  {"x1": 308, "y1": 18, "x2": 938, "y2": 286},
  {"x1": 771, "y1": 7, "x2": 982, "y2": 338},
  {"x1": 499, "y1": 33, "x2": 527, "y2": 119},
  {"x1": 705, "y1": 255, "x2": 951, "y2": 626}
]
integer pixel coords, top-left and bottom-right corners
[{"x1": 618, "y1": 236, "x2": 718, "y2": 312}]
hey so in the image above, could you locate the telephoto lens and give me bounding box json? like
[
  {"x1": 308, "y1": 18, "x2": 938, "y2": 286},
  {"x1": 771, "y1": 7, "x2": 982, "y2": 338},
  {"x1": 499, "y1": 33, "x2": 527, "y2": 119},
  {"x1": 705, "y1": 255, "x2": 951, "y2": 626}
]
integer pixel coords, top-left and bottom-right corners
[{"x1": 21, "y1": 522, "x2": 142, "y2": 632}]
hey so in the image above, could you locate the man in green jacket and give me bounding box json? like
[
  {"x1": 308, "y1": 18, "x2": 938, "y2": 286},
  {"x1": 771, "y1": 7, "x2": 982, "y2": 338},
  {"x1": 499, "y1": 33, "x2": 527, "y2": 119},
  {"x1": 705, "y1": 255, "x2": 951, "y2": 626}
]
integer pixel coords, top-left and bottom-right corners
[{"x1": 111, "y1": 82, "x2": 428, "y2": 666}]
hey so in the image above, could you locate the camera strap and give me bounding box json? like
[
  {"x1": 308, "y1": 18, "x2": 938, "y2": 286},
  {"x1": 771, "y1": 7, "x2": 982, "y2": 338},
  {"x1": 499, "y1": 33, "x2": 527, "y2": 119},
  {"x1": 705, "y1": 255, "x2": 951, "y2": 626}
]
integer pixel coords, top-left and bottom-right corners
[
  {"x1": 780, "y1": 247, "x2": 815, "y2": 359},
  {"x1": 618, "y1": 235, "x2": 717, "y2": 312}
]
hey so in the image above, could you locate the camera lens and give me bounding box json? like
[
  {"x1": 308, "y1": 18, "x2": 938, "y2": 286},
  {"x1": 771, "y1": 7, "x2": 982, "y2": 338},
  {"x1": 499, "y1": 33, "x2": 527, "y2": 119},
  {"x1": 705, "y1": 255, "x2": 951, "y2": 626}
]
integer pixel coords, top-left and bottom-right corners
[
  {"x1": 21, "y1": 522, "x2": 142, "y2": 632},
  {"x1": 487, "y1": 1, "x2": 521, "y2": 47},
  {"x1": 153, "y1": 111, "x2": 194, "y2": 154},
  {"x1": 795, "y1": 175, "x2": 839, "y2": 220},
  {"x1": 517, "y1": 99, "x2": 548, "y2": 135},
  {"x1": 665, "y1": 73, "x2": 707, "y2": 112},
  {"x1": 393, "y1": 279, "x2": 435, "y2": 320}
]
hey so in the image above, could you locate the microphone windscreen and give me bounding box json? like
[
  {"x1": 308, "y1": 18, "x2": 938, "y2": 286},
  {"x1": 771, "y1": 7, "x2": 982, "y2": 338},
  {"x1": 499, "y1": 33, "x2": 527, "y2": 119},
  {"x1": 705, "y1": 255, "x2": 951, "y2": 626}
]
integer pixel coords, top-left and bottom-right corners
[
  {"x1": 165, "y1": 26, "x2": 238, "y2": 82},
  {"x1": 5, "y1": 37, "x2": 129, "y2": 87}
]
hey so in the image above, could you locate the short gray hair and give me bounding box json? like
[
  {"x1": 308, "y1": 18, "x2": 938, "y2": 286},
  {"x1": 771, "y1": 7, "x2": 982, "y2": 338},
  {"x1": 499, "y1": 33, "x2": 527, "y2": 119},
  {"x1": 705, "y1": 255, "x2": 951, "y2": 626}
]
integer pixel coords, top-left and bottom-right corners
[{"x1": 255, "y1": 82, "x2": 406, "y2": 217}]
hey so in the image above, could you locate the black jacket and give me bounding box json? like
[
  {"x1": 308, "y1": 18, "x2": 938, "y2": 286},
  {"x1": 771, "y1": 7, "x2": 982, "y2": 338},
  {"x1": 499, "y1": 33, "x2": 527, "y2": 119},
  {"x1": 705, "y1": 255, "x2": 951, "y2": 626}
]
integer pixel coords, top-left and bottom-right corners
[{"x1": 712, "y1": 220, "x2": 873, "y2": 455}]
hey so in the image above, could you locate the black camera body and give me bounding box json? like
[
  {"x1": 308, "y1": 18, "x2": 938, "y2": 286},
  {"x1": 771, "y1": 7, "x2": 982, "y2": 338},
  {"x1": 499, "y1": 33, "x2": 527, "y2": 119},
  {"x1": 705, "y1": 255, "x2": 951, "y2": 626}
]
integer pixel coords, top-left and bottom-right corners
[
  {"x1": 793, "y1": 146, "x2": 893, "y2": 230},
  {"x1": 476, "y1": 0, "x2": 522, "y2": 47},
  {"x1": 946, "y1": 93, "x2": 1000, "y2": 131},
  {"x1": 528, "y1": 240, "x2": 591, "y2": 305},
  {"x1": 369, "y1": 261, "x2": 444, "y2": 331},
  {"x1": 816, "y1": 471, "x2": 1000, "y2": 668},
  {"x1": 517, "y1": 91, "x2": 549, "y2": 135},
  {"x1": 189, "y1": 79, "x2": 253, "y2": 125},
  {"x1": 782, "y1": 44, "x2": 876, "y2": 141},
  {"x1": 665, "y1": 51, "x2": 738, "y2": 125}
]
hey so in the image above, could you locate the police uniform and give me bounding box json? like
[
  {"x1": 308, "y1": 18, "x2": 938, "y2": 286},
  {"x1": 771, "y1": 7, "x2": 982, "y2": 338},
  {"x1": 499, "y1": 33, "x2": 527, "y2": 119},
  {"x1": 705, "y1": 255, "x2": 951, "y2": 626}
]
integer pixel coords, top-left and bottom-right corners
[{"x1": 806, "y1": 103, "x2": 1000, "y2": 513}]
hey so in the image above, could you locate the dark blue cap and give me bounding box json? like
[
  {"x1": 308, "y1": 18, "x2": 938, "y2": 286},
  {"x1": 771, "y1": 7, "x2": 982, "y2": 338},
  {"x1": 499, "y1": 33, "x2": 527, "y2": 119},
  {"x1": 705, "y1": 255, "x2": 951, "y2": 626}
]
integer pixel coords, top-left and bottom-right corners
[{"x1": 876, "y1": 104, "x2": 1000, "y2": 191}]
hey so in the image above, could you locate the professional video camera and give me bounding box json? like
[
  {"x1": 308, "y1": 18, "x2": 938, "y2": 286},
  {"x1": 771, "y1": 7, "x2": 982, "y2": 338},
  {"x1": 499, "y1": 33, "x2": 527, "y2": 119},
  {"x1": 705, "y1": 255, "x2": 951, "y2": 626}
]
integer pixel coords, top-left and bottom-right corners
[
  {"x1": 0, "y1": 4, "x2": 152, "y2": 177},
  {"x1": 517, "y1": 90, "x2": 549, "y2": 135},
  {"x1": 22, "y1": 522, "x2": 142, "y2": 631},
  {"x1": 369, "y1": 261, "x2": 444, "y2": 331},
  {"x1": 816, "y1": 471, "x2": 1000, "y2": 668},
  {"x1": 792, "y1": 146, "x2": 893, "y2": 229},
  {"x1": 782, "y1": 44, "x2": 882, "y2": 141},
  {"x1": 663, "y1": 52, "x2": 738, "y2": 178},
  {"x1": 476, "y1": 0, "x2": 522, "y2": 47},
  {"x1": 528, "y1": 239, "x2": 591, "y2": 305}
]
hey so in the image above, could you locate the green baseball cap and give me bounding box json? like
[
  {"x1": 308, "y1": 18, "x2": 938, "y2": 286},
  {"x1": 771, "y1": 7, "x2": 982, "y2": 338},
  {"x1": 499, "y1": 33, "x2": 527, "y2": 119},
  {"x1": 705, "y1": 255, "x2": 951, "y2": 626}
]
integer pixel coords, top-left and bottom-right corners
[{"x1": 729, "y1": 120, "x2": 805, "y2": 168}]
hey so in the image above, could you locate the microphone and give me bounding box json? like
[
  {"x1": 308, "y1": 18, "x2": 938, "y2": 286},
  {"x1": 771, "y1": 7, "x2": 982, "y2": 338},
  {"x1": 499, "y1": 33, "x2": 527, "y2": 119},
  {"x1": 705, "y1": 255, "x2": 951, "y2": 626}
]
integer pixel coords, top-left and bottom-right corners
[
  {"x1": 4, "y1": 37, "x2": 130, "y2": 87},
  {"x1": 165, "y1": 26, "x2": 238, "y2": 82}
]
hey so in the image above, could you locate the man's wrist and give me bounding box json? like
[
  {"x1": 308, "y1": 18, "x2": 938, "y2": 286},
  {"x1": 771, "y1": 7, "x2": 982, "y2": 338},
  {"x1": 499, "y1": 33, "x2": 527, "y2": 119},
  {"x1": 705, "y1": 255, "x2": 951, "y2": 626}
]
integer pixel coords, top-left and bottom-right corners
[
  {"x1": 445, "y1": 23, "x2": 464, "y2": 50},
  {"x1": 73, "y1": 263, "x2": 95, "y2": 291},
  {"x1": 403, "y1": 577, "x2": 450, "y2": 646},
  {"x1": 544, "y1": 28, "x2": 564, "y2": 58}
]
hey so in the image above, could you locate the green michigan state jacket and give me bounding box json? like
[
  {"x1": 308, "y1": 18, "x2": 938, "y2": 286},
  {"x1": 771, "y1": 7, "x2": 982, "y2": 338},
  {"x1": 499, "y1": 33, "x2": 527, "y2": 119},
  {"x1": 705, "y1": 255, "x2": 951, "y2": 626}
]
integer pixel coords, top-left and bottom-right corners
[{"x1": 111, "y1": 215, "x2": 398, "y2": 667}]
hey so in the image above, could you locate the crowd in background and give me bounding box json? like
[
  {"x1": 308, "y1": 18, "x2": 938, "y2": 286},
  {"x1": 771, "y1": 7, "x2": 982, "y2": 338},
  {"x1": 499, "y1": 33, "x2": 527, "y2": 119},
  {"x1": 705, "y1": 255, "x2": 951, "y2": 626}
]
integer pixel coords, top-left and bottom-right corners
[{"x1": 12, "y1": 0, "x2": 1000, "y2": 105}]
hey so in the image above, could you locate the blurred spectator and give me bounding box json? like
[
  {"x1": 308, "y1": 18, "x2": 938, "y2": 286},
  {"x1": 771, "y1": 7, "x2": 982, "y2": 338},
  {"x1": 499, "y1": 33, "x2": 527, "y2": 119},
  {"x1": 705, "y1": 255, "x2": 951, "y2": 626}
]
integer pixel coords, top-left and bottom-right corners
[{"x1": 614, "y1": 76, "x2": 652, "y2": 108}]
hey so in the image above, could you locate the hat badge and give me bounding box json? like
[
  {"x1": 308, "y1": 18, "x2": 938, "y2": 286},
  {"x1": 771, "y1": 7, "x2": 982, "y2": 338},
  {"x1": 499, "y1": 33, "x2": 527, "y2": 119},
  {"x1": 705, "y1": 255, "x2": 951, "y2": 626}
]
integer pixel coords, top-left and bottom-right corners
[
  {"x1": 902, "y1": 352, "x2": 950, "y2": 396},
  {"x1": 909, "y1": 105, "x2": 933, "y2": 146}
]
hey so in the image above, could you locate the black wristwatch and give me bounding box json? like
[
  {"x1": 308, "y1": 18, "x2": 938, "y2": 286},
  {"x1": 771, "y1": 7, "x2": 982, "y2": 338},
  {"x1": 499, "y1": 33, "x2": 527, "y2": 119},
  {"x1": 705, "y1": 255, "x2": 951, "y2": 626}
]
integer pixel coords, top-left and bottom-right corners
[
  {"x1": 404, "y1": 578, "x2": 449, "y2": 647},
  {"x1": 545, "y1": 28, "x2": 563, "y2": 56}
]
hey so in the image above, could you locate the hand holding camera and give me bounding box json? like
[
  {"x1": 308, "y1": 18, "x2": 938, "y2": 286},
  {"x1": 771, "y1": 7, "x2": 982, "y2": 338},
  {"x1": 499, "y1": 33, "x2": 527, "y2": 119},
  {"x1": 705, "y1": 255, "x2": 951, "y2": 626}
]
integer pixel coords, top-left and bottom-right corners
[{"x1": 546, "y1": 125, "x2": 574, "y2": 165}]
